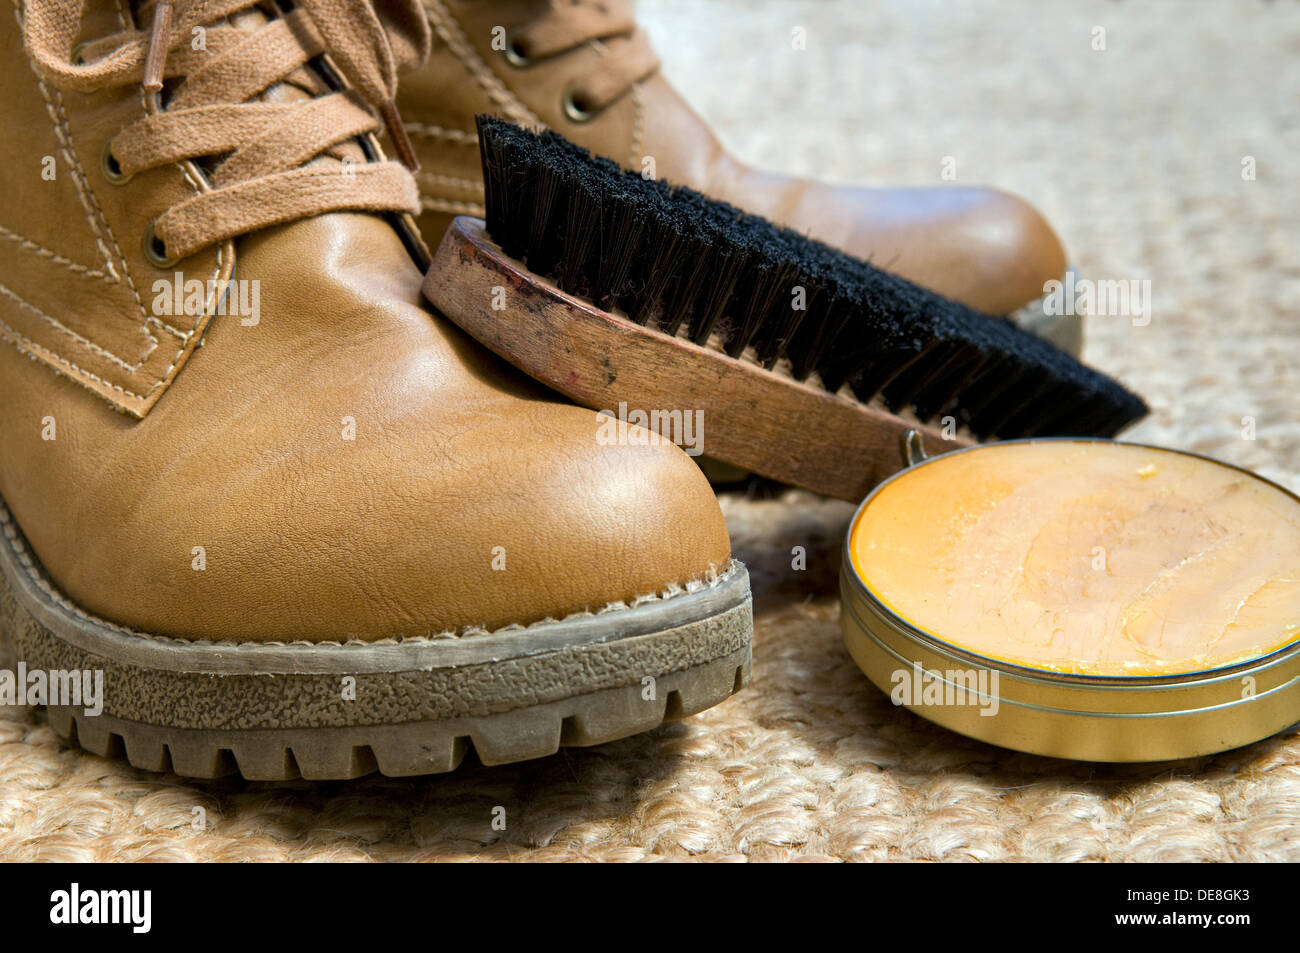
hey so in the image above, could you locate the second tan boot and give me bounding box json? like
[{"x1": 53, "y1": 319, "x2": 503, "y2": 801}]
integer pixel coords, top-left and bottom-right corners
[{"x1": 397, "y1": 0, "x2": 1076, "y2": 350}]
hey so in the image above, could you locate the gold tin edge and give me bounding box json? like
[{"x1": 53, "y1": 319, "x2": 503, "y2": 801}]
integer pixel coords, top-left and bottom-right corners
[{"x1": 838, "y1": 437, "x2": 1300, "y2": 761}]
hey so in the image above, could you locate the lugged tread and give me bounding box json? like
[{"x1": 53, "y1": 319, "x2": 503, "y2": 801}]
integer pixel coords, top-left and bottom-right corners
[
  {"x1": 39, "y1": 649, "x2": 750, "y2": 779},
  {"x1": 0, "y1": 494, "x2": 753, "y2": 780}
]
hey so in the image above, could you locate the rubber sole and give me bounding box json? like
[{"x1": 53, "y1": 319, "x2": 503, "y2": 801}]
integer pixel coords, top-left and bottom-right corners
[
  {"x1": 0, "y1": 501, "x2": 752, "y2": 780},
  {"x1": 1010, "y1": 265, "x2": 1085, "y2": 357}
]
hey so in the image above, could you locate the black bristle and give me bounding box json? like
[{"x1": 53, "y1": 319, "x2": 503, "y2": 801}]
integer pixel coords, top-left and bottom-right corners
[
  {"x1": 886, "y1": 340, "x2": 966, "y2": 416},
  {"x1": 476, "y1": 115, "x2": 509, "y2": 248},
  {"x1": 968, "y1": 362, "x2": 1056, "y2": 437},
  {"x1": 477, "y1": 116, "x2": 538, "y2": 261},
  {"x1": 908, "y1": 343, "x2": 986, "y2": 422},
  {"x1": 622, "y1": 207, "x2": 689, "y2": 326},
  {"x1": 473, "y1": 116, "x2": 1149, "y2": 442},
  {"x1": 555, "y1": 167, "x2": 602, "y2": 299},
  {"x1": 590, "y1": 184, "x2": 642, "y2": 310},
  {"x1": 727, "y1": 234, "x2": 802, "y2": 363},
  {"x1": 782, "y1": 284, "x2": 838, "y2": 380},
  {"x1": 950, "y1": 356, "x2": 1032, "y2": 429},
  {"x1": 525, "y1": 148, "x2": 568, "y2": 277},
  {"x1": 688, "y1": 240, "x2": 746, "y2": 346}
]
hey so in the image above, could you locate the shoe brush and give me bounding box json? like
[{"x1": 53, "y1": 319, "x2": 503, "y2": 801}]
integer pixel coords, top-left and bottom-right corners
[{"x1": 422, "y1": 116, "x2": 1147, "y2": 501}]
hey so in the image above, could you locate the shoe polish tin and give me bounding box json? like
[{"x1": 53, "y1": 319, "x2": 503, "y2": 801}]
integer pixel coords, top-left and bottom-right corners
[{"x1": 839, "y1": 435, "x2": 1300, "y2": 762}]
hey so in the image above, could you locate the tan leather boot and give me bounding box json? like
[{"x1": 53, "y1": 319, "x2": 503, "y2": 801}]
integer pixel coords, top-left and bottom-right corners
[
  {"x1": 0, "y1": 0, "x2": 750, "y2": 779},
  {"x1": 398, "y1": 0, "x2": 1072, "y2": 330}
]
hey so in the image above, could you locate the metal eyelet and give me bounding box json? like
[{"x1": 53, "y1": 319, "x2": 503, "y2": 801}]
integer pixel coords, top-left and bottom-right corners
[
  {"x1": 142, "y1": 220, "x2": 177, "y2": 268},
  {"x1": 562, "y1": 86, "x2": 596, "y2": 123},
  {"x1": 100, "y1": 140, "x2": 132, "y2": 185},
  {"x1": 503, "y1": 28, "x2": 531, "y2": 67}
]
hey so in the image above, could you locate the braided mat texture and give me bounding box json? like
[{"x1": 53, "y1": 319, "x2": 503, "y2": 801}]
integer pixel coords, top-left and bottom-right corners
[{"x1": 2, "y1": 0, "x2": 1297, "y2": 861}]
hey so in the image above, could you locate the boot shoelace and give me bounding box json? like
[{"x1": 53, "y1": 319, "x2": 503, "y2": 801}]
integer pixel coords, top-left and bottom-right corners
[
  {"x1": 501, "y1": 0, "x2": 659, "y2": 120},
  {"x1": 23, "y1": 0, "x2": 431, "y2": 262}
]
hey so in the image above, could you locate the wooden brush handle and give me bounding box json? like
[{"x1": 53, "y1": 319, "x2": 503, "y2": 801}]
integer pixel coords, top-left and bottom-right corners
[{"x1": 424, "y1": 217, "x2": 973, "y2": 502}]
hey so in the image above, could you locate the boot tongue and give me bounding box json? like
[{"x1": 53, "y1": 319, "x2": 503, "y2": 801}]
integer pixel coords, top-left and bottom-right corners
[
  {"x1": 170, "y1": 3, "x2": 420, "y2": 268},
  {"x1": 224, "y1": 6, "x2": 315, "y2": 104},
  {"x1": 149, "y1": 1, "x2": 369, "y2": 169},
  {"x1": 239, "y1": 6, "x2": 372, "y2": 166}
]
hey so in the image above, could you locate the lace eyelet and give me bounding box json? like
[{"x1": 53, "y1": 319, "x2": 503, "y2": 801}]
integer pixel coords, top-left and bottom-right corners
[
  {"x1": 100, "y1": 140, "x2": 132, "y2": 185},
  {"x1": 142, "y1": 221, "x2": 177, "y2": 268},
  {"x1": 503, "y1": 28, "x2": 531, "y2": 67},
  {"x1": 562, "y1": 86, "x2": 596, "y2": 123},
  {"x1": 70, "y1": 41, "x2": 88, "y2": 66}
]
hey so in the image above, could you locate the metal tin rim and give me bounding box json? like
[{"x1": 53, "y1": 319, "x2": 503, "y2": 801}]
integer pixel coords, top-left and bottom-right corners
[{"x1": 840, "y1": 437, "x2": 1300, "y2": 760}]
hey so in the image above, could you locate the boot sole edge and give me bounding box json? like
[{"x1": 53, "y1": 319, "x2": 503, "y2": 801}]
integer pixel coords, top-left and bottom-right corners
[{"x1": 0, "y1": 498, "x2": 753, "y2": 779}]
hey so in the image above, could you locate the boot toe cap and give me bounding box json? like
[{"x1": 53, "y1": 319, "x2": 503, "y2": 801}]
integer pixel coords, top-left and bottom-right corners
[
  {"x1": 839, "y1": 184, "x2": 1069, "y2": 316},
  {"x1": 69, "y1": 402, "x2": 732, "y2": 643},
  {"x1": 945, "y1": 187, "x2": 1069, "y2": 315},
  {"x1": 435, "y1": 406, "x2": 735, "y2": 634},
  {"x1": 753, "y1": 172, "x2": 1068, "y2": 316}
]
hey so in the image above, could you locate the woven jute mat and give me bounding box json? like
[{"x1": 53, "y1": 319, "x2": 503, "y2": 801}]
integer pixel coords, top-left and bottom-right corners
[{"x1": 1, "y1": 0, "x2": 1297, "y2": 861}]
